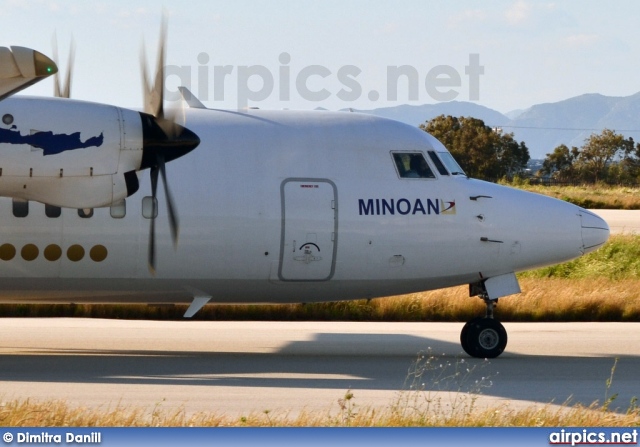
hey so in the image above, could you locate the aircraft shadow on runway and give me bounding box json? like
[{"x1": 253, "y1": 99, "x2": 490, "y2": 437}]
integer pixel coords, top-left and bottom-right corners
[{"x1": 1, "y1": 332, "x2": 638, "y2": 410}]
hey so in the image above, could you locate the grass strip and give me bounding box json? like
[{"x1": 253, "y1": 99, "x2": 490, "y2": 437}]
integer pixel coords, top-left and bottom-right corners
[
  {"x1": 503, "y1": 183, "x2": 640, "y2": 210},
  {"x1": 0, "y1": 394, "x2": 638, "y2": 427}
]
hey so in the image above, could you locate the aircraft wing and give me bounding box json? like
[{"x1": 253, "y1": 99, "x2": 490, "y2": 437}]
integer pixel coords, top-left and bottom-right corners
[{"x1": 0, "y1": 46, "x2": 57, "y2": 102}]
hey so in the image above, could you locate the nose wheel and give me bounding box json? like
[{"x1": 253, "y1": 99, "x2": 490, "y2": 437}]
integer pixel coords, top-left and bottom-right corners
[{"x1": 460, "y1": 296, "x2": 507, "y2": 358}]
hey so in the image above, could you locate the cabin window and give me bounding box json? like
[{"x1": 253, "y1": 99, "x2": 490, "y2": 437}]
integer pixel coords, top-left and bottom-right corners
[
  {"x1": 45, "y1": 204, "x2": 61, "y2": 218},
  {"x1": 12, "y1": 199, "x2": 28, "y2": 218},
  {"x1": 110, "y1": 200, "x2": 126, "y2": 219},
  {"x1": 392, "y1": 152, "x2": 435, "y2": 179},
  {"x1": 142, "y1": 196, "x2": 158, "y2": 219},
  {"x1": 427, "y1": 151, "x2": 449, "y2": 176},
  {"x1": 78, "y1": 208, "x2": 93, "y2": 218}
]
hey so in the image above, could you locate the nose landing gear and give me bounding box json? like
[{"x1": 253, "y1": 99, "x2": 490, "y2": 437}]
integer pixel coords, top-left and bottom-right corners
[{"x1": 460, "y1": 294, "x2": 508, "y2": 358}]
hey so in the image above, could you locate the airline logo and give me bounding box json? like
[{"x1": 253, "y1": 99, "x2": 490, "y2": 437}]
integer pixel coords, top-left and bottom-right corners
[
  {"x1": 0, "y1": 123, "x2": 104, "y2": 156},
  {"x1": 358, "y1": 198, "x2": 456, "y2": 216}
]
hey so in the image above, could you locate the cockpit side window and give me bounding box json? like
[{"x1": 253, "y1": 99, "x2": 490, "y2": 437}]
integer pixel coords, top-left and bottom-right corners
[
  {"x1": 428, "y1": 151, "x2": 449, "y2": 176},
  {"x1": 392, "y1": 153, "x2": 435, "y2": 179}
]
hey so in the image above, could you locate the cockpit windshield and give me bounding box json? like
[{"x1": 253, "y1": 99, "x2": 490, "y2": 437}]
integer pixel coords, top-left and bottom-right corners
[{"x1": 437, "y1": 152, "x2": 466, "y2": 176}]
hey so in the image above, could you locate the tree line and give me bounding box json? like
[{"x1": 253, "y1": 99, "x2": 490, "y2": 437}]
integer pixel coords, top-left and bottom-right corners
[
  {"x1": 538, "y1": 129, "x2": 639, "y2": 184},
  {"x1": 420, "y1": 115, "x2": 530, "y2": 180},
  {"x1": 420, "y1": 114, "x2": 640, "y2": 184}
]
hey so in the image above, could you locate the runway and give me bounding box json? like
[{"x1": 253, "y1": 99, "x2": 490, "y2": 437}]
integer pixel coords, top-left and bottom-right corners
[
  {"x1": 589, "y1": 209, "x2": 640, "y2": 234},
  {"x1": 1, "y1": 319, "x2": 639, "y2": 416}
]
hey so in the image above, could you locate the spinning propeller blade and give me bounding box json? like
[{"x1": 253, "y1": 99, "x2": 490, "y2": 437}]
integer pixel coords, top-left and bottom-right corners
[{"x1": 139, "y1": 15, "x2": 199, "y2": 274}]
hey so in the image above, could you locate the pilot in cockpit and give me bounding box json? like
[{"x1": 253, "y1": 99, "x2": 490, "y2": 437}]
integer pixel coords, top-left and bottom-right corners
[{"x1": 405, "y1": 155, "x2": 431, "y2": 178}]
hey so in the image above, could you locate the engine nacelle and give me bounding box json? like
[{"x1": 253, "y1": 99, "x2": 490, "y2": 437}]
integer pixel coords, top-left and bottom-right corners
[
  {"x1": 0, "y1": 96, "x2": 143, "y2": 208},
  {"x1": 0, "y1": 47, "x2": 57, "y2": 101}
]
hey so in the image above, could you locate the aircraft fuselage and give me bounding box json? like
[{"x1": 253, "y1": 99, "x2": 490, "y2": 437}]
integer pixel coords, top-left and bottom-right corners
[{"x1": 0, "y1": 98, "x2": 609, "y2": 307}]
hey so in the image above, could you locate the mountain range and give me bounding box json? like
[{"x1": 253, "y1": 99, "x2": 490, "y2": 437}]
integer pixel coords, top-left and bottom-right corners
[{"x1": 346, "y1": 93, "x2": 640, "y2": 159}]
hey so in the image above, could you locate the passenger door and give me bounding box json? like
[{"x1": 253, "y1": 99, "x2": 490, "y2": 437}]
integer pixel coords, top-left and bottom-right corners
[{"x1": 278, "y1": 178, "x2": 337, "y2": 281}]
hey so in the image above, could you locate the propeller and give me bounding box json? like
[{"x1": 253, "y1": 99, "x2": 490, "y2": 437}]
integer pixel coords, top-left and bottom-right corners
[
  {"x1": 140, "y1": 15, "x2": 200, "y2": 274},
  {"x1": 52, "y1": 32, "x2": 75, "y2": 98}
]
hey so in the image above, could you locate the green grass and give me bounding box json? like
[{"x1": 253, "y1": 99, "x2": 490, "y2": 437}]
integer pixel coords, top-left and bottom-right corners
[{"x1": 520, "y1": 234, "x2": 640, "y2": 280}]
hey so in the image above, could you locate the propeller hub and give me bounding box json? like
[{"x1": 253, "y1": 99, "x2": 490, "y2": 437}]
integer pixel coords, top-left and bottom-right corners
[{"x1": 139, "y1": 112, "x2": 200, "y2": 170}]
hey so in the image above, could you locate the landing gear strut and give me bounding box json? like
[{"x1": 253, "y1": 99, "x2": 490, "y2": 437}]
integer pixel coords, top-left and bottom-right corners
[{"x1": 460, "y1": 293, "x2": 507, "y2": 358}]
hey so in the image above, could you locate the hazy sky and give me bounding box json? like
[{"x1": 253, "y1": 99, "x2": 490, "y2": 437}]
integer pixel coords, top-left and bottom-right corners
[{"x1": 2, "y1": 0, "x2": 639, "y2": 114}]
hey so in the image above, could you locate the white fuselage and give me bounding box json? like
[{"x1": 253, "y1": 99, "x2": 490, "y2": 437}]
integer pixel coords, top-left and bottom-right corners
[{"x1": 0, "y1": 99, "x2": 608, "y2": 305}]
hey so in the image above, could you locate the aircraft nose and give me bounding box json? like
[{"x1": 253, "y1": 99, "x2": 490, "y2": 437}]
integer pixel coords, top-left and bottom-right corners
[{"x1": 580, "y1": 209, "x2": 610, "y2": 254}]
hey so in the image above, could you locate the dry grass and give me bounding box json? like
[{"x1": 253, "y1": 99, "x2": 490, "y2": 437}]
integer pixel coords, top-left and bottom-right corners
[
  {"x1": 503, "y1": 278, "x2": 640, "y2": 321},
  {"x1": 1, "y1": 395, "x2": 638, "y2": 427},
  {"x1": 369, "y1": 276, "x2": 640, "y2": 322},
  {"x1": 1, "y1": 277, "x2": 636, "y2": 323},
  {"x1": 510, "y1": 184, "x2": 640, "y2": 209},
  {"x1": 0, "y1": 281, "x2": 634, "y2": 324}
]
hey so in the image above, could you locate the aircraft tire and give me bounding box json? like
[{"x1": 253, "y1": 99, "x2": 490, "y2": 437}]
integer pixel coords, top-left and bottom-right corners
[
  {"x1": 460, "y1": 317, "x2": 482, "y2": 356},
  {"x1": 461, "y1": 317, "x2": 507, "y2": 358}
]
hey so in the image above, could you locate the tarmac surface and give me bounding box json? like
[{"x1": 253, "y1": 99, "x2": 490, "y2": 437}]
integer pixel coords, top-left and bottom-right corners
[
  {"x1": 590, "y1": 209, "x2": 640, "y2": 234},
  {"x1": 1, "y1": 319, "x2": 638, "y2": 416}
]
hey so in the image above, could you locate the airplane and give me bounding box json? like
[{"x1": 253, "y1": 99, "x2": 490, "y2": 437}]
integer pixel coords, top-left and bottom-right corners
[{"x1": 0, "y1": 34, "x2": 609, "y2": 359}]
